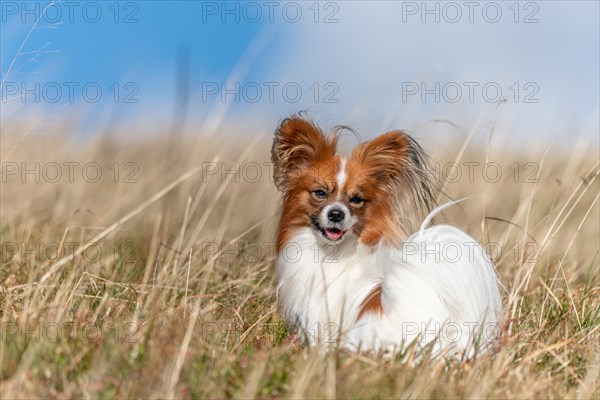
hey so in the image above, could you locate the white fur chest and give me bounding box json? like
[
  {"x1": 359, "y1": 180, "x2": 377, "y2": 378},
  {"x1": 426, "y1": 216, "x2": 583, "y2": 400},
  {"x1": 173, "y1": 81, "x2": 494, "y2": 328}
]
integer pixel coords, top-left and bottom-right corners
[{"x1": 275, "y1": 228, "x2": 379, "y2": 345}]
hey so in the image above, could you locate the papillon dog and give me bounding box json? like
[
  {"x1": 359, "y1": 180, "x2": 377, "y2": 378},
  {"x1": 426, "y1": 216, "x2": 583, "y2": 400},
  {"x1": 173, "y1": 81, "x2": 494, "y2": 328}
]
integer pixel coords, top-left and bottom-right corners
[{"x1": 271, "y1": 115, "x2": 503, "y2": 358}]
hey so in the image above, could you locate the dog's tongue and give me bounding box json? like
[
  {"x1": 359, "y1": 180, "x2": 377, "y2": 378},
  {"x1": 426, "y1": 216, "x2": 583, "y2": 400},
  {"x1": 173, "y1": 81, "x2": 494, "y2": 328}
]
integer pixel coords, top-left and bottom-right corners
[{"x1": 325, "y1": 228, "x2": 343, "y2": 241}]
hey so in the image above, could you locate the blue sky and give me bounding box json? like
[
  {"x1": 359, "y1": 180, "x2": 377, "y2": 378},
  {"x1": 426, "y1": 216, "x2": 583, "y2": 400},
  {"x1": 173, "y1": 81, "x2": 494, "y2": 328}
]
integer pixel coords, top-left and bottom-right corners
[{"x1": 1, "y1": 1, "x2": 599, "y2": 146}]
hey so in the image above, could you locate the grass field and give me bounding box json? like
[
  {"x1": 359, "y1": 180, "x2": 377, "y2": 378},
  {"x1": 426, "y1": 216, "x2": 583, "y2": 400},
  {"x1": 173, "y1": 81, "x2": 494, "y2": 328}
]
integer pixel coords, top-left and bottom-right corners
[{"x1": 0, "y1": 121, "x2": 598, "y2": 399}]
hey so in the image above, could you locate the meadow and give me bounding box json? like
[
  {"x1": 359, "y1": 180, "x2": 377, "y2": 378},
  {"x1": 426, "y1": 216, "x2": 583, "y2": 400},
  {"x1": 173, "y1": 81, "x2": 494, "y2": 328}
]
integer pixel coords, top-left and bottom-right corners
[{"x1": 0, "y1": 119, "x2": 598, "y2": 398}]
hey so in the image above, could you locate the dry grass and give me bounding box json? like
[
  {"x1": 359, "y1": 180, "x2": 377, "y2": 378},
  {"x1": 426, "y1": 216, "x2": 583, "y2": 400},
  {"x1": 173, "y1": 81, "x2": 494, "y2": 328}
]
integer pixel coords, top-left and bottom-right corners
[{"x1": 0, "y1": 121, "x2": 598, "y2": 399}]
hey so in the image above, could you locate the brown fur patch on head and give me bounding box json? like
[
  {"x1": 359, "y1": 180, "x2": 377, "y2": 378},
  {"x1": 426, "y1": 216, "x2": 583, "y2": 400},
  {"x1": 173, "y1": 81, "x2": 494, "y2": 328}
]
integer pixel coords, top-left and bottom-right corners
[
  {"x1": 275, "y1": 156, "x2": 343, "y2": 251},
  {"x1": 348, "y1": 131, "x2": 437, "y2": 245},
  {"x1": 271, "y1": 115, "x2": 338, "y2": 193},
  {"x1": 271, "y1": 115, "x2": 342, "y2": 251}
]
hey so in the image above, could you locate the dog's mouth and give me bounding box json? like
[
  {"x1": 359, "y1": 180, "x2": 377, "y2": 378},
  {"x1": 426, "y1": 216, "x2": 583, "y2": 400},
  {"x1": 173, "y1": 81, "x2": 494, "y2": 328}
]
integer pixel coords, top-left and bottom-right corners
[
  {"x1": 325, "y1": 228, "x2": 344, "y2": 241},
  {"x1": 311, "y1": 217, "x2": 346, "y2": 242}
]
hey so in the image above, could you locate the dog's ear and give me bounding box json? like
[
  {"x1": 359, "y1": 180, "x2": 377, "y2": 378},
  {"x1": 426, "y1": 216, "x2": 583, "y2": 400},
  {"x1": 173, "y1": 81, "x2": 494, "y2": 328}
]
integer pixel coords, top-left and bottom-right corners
[
  {"x1": 271, "y1": 115, "x2": 337, "y2": 192},
  {"x1": 354, "y1": 131, "x2": 430, "y2": 179},
  {"x1": 353, "y1": 130, "x2": 437, "y2": 230}
]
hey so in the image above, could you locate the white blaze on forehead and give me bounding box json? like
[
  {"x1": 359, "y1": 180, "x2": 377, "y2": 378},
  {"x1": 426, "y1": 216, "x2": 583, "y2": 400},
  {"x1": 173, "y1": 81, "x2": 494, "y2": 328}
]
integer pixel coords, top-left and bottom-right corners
[{"x1": 336, "y1": 158, "x2": 347, "y2": 195}]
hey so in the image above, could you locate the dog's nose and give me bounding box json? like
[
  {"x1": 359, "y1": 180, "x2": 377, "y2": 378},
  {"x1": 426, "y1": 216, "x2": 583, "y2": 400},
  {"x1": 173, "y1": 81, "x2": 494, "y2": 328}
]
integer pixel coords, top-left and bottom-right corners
[{"x1": 327, "y1": 209, "x2": 345, "y2": 223}]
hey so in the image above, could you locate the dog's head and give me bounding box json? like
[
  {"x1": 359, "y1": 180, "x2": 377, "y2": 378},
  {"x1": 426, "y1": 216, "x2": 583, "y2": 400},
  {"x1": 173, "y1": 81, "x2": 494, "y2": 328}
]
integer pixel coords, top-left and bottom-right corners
[{"x1": 271, "y1": 115, "x2": 436, "y2": 248}]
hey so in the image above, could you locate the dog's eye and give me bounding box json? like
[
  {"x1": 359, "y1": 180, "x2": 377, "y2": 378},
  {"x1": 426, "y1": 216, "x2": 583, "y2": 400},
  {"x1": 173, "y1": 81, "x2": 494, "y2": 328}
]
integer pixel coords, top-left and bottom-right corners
[
  {"x1": 313, "y1": 189, "x2": 328, "y2": 199},
  {"x1": 349, "y1": 196, "x2": 364, "y2": 204}
]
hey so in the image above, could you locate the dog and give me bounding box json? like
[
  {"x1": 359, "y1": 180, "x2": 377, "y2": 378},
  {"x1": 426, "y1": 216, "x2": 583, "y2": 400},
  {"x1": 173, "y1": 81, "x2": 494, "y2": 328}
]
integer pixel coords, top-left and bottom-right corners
[{"x1": 271, "y1": 115, "x2": 502, "y2": 358}]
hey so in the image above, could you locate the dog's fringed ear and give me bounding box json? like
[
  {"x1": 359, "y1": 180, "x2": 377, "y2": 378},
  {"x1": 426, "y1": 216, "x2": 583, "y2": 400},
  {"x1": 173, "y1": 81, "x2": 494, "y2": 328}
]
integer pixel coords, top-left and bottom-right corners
[
  {"x1": 271, "y1": 115, "x2": 337, "y2": 192},
  {"x1": 354, "y1": 131, "x2": 437, "y2": 232}
]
